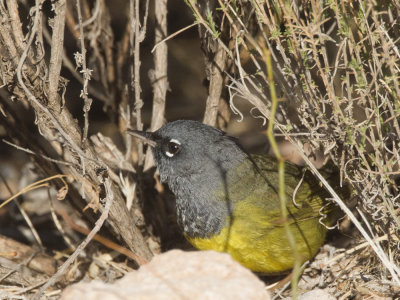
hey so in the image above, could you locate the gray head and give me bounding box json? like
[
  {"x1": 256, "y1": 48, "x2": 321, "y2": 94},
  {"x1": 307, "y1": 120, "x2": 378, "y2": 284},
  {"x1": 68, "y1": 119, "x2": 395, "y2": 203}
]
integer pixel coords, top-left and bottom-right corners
[
  {"x1": 146, "y1": 120, "x2": 247, "y2": 184},
  {"x1": 129, "y1": 120, "x2": 248, "y2": 237}
]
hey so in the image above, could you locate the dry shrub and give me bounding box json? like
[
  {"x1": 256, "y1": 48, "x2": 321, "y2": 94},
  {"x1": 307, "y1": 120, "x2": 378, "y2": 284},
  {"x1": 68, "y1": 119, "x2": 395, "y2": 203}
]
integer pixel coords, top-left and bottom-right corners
[{"x1": 0, "y1": 0, "x2": 400, "y2": 297}]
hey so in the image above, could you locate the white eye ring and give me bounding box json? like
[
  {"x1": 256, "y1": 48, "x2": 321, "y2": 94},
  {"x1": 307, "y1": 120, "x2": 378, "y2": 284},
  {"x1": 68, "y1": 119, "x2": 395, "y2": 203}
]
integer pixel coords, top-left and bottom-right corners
[{"x1": 166, "y1": 139, "x2": 181, "y2": 157}]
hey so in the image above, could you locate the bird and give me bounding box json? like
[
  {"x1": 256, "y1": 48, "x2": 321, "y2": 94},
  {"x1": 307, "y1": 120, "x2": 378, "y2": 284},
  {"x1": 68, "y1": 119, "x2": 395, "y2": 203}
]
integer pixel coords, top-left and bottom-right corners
[{"x1": 128, "y1": 120, "x2": 347, "y2": 274}]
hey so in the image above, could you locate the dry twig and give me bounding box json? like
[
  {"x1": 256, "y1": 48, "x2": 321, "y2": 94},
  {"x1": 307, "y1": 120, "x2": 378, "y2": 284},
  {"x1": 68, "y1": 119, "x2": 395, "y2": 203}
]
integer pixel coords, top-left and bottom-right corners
[
  {"x1": 33, "y1": 178, "x2": 115, "y2": 299},
  {"x1": 144, "y1": 0, "x2": 169, "y2": 170}
]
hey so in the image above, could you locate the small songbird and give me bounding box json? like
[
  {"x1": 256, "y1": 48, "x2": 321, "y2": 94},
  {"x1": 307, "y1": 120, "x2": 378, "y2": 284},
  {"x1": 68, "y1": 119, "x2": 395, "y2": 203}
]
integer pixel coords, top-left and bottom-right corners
[{"x1": 129, "y1": 120, "x2": 347, "y2": 274}]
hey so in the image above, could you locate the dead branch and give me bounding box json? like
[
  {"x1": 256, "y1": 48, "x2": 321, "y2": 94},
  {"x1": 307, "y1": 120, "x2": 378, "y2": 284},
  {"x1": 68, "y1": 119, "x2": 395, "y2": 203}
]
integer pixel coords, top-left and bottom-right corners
[
  {"x1": 48, "y1": 0, "x2": 66, "y2": 106},
  {"x1": 144, "y1": 0, "x2": 169, "y2": 170},
  {"x1": 203, "y1": 42, "x2": 227, "y2": 126}
]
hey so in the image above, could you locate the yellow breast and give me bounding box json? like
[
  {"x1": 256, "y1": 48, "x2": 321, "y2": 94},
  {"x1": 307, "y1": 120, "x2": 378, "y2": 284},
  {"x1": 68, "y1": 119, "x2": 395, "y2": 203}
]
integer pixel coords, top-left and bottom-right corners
[{"x1": 186, "y1": 201, "x2": 327, "y2": 274}]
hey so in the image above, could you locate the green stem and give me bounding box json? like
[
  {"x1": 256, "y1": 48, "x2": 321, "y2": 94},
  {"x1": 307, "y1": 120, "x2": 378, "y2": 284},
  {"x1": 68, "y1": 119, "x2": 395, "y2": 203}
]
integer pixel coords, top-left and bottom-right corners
[{"x1": 263, "y1": 48, "x2": 301, "y2": 299}]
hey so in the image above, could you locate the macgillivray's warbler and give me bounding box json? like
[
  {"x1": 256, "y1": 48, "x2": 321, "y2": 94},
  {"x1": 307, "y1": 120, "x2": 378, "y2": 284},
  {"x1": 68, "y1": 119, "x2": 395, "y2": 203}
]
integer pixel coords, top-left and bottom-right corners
[{"x1": 129, "y1": 120, "x2": 348, "y2": 274}]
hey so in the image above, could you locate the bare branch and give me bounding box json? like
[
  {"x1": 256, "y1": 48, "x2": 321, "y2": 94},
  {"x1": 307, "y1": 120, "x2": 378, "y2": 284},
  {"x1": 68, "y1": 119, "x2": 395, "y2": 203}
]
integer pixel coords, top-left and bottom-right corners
[
  {"x1": 48, "y1": 0, "x2": 66, "y2": 106},
  {"x1": 144, "y1": 0, "x2": 168, "y2": 170},
  {"x1": 5, "y1": 0, "x2": 25, "y2": 52},
  {"x1": 203, "y1": 43, "x2": 227, "y2": 126},
  {"x1": 75, "y1": 0, "x2": 93, "y2": 145}
]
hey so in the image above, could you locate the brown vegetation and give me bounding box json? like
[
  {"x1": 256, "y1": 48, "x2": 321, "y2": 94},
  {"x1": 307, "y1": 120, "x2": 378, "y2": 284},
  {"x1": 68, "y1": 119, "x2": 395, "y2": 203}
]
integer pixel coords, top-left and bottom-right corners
[{"x1": 0, "y1": 0, "x2": 399, "y2": 298}]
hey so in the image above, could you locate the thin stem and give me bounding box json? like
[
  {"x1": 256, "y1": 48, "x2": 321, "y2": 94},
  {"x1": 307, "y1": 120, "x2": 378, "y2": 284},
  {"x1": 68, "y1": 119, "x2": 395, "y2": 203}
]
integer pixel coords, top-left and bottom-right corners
[
  {"x1": 263, "y1": 48, "x2": 301, "y2": 299},
  {"x1": 76, "y1": 0, "x2": 92, "y2": 146}
]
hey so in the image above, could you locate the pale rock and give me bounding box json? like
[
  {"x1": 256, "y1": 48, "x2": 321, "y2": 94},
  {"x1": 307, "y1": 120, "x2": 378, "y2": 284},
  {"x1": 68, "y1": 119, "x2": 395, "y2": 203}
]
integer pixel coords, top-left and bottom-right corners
[{"x1": 61, "y1": 249, "x2": 270, "y2": 300}]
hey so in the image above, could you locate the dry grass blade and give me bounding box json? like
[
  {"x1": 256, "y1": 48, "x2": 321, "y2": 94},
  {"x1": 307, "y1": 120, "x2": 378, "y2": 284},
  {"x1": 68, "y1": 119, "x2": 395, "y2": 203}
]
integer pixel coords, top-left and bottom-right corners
[{"x1": 0, "y1": 174, "x2": 71, "y2": 210}]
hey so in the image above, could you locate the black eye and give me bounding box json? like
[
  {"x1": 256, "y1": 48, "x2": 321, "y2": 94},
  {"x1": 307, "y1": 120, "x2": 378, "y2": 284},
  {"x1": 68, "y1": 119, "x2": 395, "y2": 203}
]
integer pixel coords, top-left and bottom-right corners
[
  {"x1": 166, "y1": 139, "x2": 181, "y2": 157},
  {"x1": 168, "y1": 142, "x2": 179, "y2": 153}
]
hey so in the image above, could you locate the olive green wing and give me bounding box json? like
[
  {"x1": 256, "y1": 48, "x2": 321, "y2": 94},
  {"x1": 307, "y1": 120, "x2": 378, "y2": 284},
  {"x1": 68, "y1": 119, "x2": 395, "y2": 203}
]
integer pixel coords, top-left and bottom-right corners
[{"x1": 224, "y1": 154, "x2": 336, "y2": 227}]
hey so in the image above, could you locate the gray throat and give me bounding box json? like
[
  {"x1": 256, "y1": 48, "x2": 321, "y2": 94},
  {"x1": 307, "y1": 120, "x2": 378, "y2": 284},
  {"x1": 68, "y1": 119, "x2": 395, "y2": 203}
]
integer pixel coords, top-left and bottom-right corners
[
  {"x1": 171, "y1": 176, "x2": 228, "y2": 239},
  {"x1": 168, "y1": 157, "x2": 246, "y2": 239}
]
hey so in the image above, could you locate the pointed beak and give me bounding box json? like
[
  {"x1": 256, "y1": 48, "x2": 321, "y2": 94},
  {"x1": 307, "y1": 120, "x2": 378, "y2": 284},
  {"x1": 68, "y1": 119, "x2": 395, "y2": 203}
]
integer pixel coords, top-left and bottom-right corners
[{"x1": 127, "y1": 129, "x2": 157, "y2": 147}]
